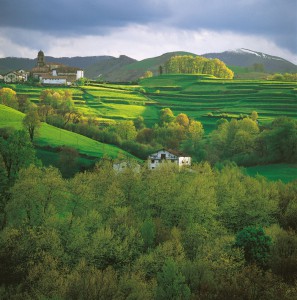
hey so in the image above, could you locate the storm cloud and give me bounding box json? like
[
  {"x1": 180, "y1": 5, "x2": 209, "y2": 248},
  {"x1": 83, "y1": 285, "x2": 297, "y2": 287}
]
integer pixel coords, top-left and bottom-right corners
[{"x1": 0, "y1": 0, "x2": 296, "y2": 62}]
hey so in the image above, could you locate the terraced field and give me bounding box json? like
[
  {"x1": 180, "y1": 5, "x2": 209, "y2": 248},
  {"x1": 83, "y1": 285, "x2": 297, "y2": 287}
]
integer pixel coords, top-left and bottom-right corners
[
  {"x1": 2, "y1": 75, "x2": 297, "y2": 132},
  {"x1": 139, "y1": 75, "x2": 297, "y2": 131}
]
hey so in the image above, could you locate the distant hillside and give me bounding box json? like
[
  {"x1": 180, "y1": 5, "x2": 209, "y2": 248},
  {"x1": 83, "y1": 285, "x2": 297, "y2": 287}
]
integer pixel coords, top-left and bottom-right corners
[
  {"x1": 203, "y1": 49, "x2": 297, "y2": 73},
  {"x1": 0, "y1": 55, "x2": 113, "y2": 74},
  {"x1": 1, "y1": 48, "x2": 296, "y2": 80},
  {"x1": 92, "y1": 51, "x2": 197, "y2": 82},
  {"x1": 85, "y1": 55, "x2": 137, "y2": 79}
]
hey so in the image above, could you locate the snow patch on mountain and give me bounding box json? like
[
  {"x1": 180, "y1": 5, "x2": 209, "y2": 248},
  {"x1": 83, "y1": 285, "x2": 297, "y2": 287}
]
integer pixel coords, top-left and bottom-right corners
[{"x1": 229, "y1": 48, "x2": 286, "y2": 61}]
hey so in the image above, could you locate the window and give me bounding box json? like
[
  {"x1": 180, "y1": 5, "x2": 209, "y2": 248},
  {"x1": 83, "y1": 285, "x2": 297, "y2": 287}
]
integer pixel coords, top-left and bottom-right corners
[
  {"x1": 151, "y1": 159, "x2": 155, "y2": 163},
  {"x1": 161, "y1": 154, "x2": 166, "y2": 160}
]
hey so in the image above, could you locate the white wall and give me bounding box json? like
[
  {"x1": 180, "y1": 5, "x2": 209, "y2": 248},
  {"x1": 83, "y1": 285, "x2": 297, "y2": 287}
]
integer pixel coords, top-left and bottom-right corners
[
  {"x1": 76, "y1": 70, "x2": 84, "y2": 80},
  {"x1": 41, "y1": 78, "x2": 67, "y2": 85}
]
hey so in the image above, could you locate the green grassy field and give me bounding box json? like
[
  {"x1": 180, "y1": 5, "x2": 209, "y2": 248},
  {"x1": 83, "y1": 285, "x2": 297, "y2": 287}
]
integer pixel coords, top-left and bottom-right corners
[
  {"x1": 2, "y1": 75, "x2": 297, "y2": 132},
  {"x1": 0, "y1": 104, "x2": 133, "y2": 159},
  {"x1": 245, "y1": 164, "x2": 297, "y2": 183}
]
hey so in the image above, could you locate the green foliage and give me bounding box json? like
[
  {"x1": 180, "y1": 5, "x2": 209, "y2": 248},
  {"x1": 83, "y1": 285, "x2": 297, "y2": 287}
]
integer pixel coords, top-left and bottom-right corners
[
  {"x1": 164, "y1": 55, "x2": 234, "y2": 79},
  {"x1": 159, "y1": 107, "x2": 175, "y2": 125},
  {"x1": 0, "y1": 160, "x2": 297, "y2": 298},
  {"x1": 235, "y1": 226, "x2": 272, "y2": 268},
  {"x1": 141, "y1": 218, "x2": 156, "y2": 251},
  {"x1": 22, "y1": 108, "x2": 41, "y2": 142},
  {"x1": 0, "y1": 87, "x2": 18, "y2": 109},
  {"x1": 143, "y1": 70, "x2": 153, "y2": 78},
  {"x1": 156, "y1": 258, "x2": 190, "y2": 300}
]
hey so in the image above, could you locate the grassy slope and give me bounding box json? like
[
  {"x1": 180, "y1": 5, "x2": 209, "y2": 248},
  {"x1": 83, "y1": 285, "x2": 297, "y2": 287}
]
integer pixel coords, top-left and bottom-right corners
[
  {"x1": 0, "y1": 104, "x2": 133, "y2": 159},
  {"x1": 245, "y1": 164, "x2": 297, "y2": 183}
]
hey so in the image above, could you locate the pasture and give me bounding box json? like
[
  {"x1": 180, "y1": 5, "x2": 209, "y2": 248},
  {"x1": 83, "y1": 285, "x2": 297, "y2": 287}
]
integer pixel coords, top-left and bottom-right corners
[
  {"x1": 0, "y1": 104, "x2": 133, "y2": 159},
  {"x1": 245, "y1": 164, "x2": 297, "y2": 183}
]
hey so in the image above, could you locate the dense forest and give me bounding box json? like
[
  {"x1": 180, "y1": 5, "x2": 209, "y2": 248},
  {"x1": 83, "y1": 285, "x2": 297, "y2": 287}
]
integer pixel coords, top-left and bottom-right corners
[
  {"x1": 1, "y1": 85, "x2": 297, "y2": 299},
  {"x1": 0, "y1": 136, "x2": 297, "y2": 298},
  {"x1": 164, "y1": 56, "x2": 234, "y2": 79}
]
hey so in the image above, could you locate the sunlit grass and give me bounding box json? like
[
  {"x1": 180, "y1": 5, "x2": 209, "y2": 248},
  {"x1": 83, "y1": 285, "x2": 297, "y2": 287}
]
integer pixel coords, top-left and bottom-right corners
[{"x1": 0, "y1": 104, "x2": 132, "y2": 159}]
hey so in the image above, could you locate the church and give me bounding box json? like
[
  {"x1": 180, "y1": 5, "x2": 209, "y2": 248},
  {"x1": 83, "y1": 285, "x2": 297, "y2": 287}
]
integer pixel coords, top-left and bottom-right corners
[{"x1": 31, "y1": 50, "x2": 84, "y2": 85}]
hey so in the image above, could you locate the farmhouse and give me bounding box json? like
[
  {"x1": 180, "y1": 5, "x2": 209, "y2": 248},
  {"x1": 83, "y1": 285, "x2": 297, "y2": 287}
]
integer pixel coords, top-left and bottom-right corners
[
  {"x1": 31, "y1": 50, "x2": 84, "y2": 85},
  {"x1": 148, "y1": 149, "x2": 191, "y2": 169},
  {"x1": 3, "y1": 70, "x2": 29, "y2": 83}
]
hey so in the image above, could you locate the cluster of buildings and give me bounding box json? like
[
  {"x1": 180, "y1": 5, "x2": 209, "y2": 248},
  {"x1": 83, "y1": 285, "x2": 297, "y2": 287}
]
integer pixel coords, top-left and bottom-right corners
[{"x1": 0, "y1": 50, "x2": 84, "y2": 85}]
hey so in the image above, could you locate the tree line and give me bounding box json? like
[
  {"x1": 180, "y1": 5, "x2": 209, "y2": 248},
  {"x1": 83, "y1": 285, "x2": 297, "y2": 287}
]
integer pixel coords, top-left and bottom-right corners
[{"x1": 164, "y1": 55, "x2": 234, "y2": 79}]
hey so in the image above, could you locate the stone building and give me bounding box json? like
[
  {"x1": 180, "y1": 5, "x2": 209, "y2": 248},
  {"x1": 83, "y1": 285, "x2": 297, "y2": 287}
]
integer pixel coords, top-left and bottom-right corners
[{"x1": 31, "y1": 50, "x2": 84, "y2": 85}]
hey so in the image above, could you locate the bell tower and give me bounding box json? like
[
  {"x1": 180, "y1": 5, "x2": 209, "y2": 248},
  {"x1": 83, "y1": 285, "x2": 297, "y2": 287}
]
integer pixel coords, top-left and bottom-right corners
[{"x1": 37, "y1": 50, "x2": 45, "y2": 67}]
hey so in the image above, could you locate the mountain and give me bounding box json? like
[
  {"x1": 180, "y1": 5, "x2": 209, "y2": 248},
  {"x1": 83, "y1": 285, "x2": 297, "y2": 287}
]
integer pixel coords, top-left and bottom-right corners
[{"x1": 203, "y1": 48, "x2": 297, "y2": 73}]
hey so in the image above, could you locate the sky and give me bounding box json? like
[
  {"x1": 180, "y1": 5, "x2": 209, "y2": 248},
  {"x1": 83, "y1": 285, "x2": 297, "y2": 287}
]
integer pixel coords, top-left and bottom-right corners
[{"x1": 0, "y1": 0, "x2": 296, "y2": 63}]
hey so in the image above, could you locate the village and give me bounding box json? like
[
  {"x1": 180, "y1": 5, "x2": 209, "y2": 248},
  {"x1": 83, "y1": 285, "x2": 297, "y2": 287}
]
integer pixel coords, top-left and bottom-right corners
[{"x1": 0, "y1": 50, "x2": 84, "y2": 85}]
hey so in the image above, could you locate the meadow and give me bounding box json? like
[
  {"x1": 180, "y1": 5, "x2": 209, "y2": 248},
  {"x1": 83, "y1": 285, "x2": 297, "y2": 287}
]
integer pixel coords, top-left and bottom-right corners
[
  {"x1": 245, "y1": 164, "x2": 297, "y2": 183},
  {"x1": 0, "y1": 104, "x2": 133, "y2": 160}
]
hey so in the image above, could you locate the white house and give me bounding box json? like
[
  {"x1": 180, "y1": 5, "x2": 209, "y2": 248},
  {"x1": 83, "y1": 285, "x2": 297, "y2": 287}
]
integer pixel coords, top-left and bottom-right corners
[
  {"x1": 4, "y1": 72, "x2": 19, "y2": 83},
  {"x1": 3, "y1": 70, "x2": 29, "y2": 83},
  {"x1": 148, "y1": 149, "x2": 191, "y2": 170}
]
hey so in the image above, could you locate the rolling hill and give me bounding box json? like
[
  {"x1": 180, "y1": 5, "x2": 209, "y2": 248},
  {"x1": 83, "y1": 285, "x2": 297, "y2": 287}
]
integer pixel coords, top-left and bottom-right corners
[{"x1": 0, "y1": 104, "x2": 132, "y2": 159}]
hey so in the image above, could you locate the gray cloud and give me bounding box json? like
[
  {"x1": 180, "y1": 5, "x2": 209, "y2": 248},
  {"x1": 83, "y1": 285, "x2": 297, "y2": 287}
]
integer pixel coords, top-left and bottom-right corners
[
  {"x1": 0, "y1": 0, "x2": 296, "y2": 56},
  {"x1": 0, "y1": 0, "x2": 168, "y2": 33}
]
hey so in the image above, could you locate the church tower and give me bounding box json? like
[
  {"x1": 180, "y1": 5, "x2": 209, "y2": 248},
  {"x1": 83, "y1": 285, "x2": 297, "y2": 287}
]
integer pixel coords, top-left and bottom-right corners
[{"x1": 37, "y1": 50, "x2": 45, "y2": 67}]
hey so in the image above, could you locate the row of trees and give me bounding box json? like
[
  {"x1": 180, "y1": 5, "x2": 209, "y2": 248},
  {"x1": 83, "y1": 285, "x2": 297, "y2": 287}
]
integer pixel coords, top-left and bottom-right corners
[
  {"x1": 268, "y1": 73, "x2": 297, "y2": 81},
  {"x1": 164, "y1": 55, "x2": 234, "y2": 79},
  {"x1": 0, "y1": 144, "x2": 296, "y2": 298}
]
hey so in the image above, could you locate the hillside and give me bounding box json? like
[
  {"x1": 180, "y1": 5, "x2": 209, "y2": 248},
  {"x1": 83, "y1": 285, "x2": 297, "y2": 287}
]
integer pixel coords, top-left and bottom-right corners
[
  {"x1": 203, "y1": 48, "x2": 297, "y2": 73},
  {"x1": 0, "y1": 55, "x2": 114, "y2": 74},
  {"x1": 87, "y1": 51, "x2": 197, "y2": 82},
  {"x1": 0, "y1": 104, "x2": 132, "y2": 159},
  {"x1": 85, "y1": 55, "x2": 137, "y2": 80}
]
